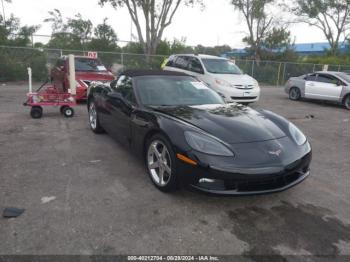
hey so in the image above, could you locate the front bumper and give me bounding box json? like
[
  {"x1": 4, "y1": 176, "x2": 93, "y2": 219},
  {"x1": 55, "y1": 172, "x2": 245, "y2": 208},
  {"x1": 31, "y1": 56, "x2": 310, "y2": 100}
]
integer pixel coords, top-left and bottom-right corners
[
  {"x1": 217, "y1": 87, "x2": 260, "y2": 103},
  {"x1": 178, "y1": 152, "x2": 312, "y2": 195}
]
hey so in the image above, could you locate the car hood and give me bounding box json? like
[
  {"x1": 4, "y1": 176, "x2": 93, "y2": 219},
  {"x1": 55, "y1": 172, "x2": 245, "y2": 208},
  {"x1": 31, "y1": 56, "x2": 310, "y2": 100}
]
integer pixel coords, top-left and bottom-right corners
[
  {"x1": 211, "y1": 73, "x2": 257, "y2": 85},
  {"x1": 154, "y1": 104, "x2": 286, "y2": 144},
  {"x1": 75, "y1": 71, "x2": 115, "y2": 81}
]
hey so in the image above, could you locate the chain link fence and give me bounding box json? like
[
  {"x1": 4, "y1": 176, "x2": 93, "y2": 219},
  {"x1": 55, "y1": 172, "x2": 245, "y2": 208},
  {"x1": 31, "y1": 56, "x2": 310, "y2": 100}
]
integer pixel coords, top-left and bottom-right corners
[
  {"x1": 1, "y1": 45, "x2": 350, "y2": 86},
  {"x1": 0, "y1": 46, "x2": 166, "y2": 82},
  {"x1": 235, "y1": 59, "x2": 350, "y2": 86}
]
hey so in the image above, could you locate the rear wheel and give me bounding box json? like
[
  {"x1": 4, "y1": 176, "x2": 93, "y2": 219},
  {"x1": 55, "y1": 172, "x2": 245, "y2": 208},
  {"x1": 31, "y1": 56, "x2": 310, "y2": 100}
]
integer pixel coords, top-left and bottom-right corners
[
  {"x1": 88, "y1": 100, "x2": 104, "y2": 133},
  {"x1": 30, "y1": 106, "x2": 43, "y2": 119},
  {"x1": 343, "y1": 95, "x2": 350, "y2": 110},
  {"x1": 63, "y1": 107, "x2": 74, "y2": 118},
  {"x1": 289, "y1": 87, "x2": 301, "y2": 101},
  {"x1": 145, "y1": 134, "x2": 178, "y2": 192}
]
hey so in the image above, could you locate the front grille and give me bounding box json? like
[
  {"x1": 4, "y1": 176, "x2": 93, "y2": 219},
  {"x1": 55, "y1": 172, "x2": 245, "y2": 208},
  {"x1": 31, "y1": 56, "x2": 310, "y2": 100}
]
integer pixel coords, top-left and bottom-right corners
[
  {"x1": 231, "y1": 96, "x2": 257, "y2": 100},
  {"x1": 83, "y1": 80, "x2": 110, "y2": 87},
  {"x1": 224, "y1": 153, "x2": 311, "y2": 192},
  {"x1": 234, "y1": 85, "x2": 254, "y2": 89},
  {"x1": 224, "y1": 171, "x2": 304, "y2": 192}
]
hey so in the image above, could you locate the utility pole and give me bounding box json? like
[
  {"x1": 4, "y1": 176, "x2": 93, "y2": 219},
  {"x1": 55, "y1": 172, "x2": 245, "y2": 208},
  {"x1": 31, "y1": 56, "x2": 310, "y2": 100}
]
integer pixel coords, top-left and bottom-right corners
[
  {"x1": 1, "y1": 0, "x2": 6, "y2": 26},
  {"x1": 130, "y1": 18, "x2": 133, "y2": 42}
]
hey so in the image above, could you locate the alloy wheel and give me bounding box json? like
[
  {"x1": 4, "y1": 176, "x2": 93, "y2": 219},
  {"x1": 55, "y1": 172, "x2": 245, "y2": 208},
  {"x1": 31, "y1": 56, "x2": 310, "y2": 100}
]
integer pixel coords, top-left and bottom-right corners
[
  {"x1": 289, "y1": 88, "x2": 300, "y2": 100},
  {"x1": 345, "y1": 96, "x2": 350, "y2": 110},
  {"x1": 89, "y1": 103, "x2": 97, "y2": 129},
  {"x1": 147, "y1": 140, "x2": 172, "y2": 186}
]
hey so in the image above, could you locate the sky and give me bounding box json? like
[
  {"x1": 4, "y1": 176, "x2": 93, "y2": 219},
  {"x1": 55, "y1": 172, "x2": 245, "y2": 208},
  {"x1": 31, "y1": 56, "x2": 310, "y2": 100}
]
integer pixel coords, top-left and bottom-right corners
[{"x1": 3, "y1": 0, "x2": 329, "y2": 48}]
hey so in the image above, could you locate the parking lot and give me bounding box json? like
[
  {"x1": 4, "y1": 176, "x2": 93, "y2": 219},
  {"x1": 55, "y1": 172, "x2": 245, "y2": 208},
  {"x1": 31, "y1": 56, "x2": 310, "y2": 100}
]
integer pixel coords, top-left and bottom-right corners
[{"x1": 0, "y1": 83, "x2": 350, "y2": 257}]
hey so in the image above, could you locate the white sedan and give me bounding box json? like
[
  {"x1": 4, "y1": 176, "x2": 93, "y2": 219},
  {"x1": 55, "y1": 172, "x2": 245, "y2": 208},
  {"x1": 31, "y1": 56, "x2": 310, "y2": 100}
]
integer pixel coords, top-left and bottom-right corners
[{"x1": 285, "y1": 71, "x2": 350, "y2": 110}]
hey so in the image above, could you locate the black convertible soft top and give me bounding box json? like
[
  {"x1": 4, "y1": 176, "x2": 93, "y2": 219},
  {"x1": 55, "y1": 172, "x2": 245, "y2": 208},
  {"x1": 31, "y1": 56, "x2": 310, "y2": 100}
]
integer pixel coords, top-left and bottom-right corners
[{"x1": 122, "y1": 70, "x2": 190, "y2": 77}]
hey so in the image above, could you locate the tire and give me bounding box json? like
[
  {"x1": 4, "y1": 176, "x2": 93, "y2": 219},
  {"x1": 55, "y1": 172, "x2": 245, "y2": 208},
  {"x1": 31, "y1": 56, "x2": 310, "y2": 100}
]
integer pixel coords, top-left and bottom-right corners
[
  {"x1": 289, "y1": 87, "x2": 301, "y2": 101},
  {"x1": 30, "y1": 106, "x2": 43, "y2": 119},
  {"x1": 88, "y1": 100, "x2": 104, "y2": 133},
  {"x1": 60, "y1": 106, "x2": 67, "y2": 114},
  {"x1": 63, "y1": 107, "x2": 74, "y2": 118},
  {"x1": 145, "y1": 134, "x2": 178, "y2": 192},
  {"x1": 343, "y1": 95, "x2": 350, "y2": 110}
]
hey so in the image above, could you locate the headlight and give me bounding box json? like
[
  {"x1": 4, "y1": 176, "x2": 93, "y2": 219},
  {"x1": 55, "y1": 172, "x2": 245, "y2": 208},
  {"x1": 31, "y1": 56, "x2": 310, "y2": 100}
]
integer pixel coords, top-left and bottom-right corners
[
  {"x1": 215, "y1": 78, "x2": 232, "y2": 87},
  {"x1": 289, "y1": 122, "x2": 307, "y2": 145},
  {"x1": 184, "y1": 131, "x2": 234, "y2": 156}
]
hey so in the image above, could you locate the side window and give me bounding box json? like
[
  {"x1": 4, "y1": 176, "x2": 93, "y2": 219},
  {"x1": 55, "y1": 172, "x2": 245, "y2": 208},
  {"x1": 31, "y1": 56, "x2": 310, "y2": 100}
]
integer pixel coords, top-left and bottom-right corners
[
  {"x1": 174, "y1": 56, "x2": 190, "y2": 70},
  {"x1": 115, "y1": 75, "x2": 136, "y2": 104},
  {"x1": 188, "y1": 58, "x2": 204, "y2": 74},
  {"x1": 305, "y1": 74, "x2": 317, "y2": 81},
  {"x1": 317, "y1": 74, "x2": 338, "y2": 85},
  {"x1": 165, "y1": 55, "x2": 175, "y2": 67}
]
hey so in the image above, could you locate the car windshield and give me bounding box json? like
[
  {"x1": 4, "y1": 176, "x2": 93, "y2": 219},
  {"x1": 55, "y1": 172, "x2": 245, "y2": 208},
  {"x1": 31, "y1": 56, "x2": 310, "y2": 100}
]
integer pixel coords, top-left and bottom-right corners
[
  {"x1": 135, "y1": 76, "x2": 224, "y2": 107},
  {"x1": 201, "y1": 59, "x2": 242, "y2": 74},
  {"x1": 335, "y1": 72, "x2": 350, "y2": 83},
  {"x1": 75, "y1": 58, "x2": 107, "y2": 72}
]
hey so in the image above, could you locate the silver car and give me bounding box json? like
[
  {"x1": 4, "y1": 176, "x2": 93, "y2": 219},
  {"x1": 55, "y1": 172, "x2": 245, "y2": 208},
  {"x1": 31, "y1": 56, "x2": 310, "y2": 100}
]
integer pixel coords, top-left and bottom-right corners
[{"x1": 285, "y1": 71, "x2": 350, "y2": 110}]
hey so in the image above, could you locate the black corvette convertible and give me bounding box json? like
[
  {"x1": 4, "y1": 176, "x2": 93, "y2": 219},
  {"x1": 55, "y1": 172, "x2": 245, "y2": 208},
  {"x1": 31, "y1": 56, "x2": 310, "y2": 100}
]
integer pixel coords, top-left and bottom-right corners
[{"x1": 87, "y1": 70, "x2": 312, "y2": 195}]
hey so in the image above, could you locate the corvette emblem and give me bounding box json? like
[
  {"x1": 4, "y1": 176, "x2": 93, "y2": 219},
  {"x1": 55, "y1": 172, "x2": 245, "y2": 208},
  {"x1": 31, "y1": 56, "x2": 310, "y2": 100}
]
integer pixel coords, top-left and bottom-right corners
[{"x1": 268, "y1": 149, "x2": 282, "y2": 156}]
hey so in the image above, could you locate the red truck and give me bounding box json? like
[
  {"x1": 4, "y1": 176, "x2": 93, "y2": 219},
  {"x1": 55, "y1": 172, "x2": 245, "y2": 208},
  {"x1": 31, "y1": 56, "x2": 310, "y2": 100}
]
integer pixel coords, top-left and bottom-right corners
[{"x1": 51, "y1": 56, "x2": 115, "y2": 101}]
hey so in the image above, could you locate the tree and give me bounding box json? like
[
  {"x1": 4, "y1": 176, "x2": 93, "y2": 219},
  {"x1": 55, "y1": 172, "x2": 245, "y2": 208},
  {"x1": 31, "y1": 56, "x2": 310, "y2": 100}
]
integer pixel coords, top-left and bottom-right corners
[
  {"x1": 89, "y1": 18, "x2": 119, "y2": 51},
  {"x1": 231, "y1": 0, "x2": 282, "y2": 61},
  {"x1": 99, "y1": 0, "x2": 203, "y2": 61},
  {"x1": 263, "y1": 27, "x2": 292, "y2": 50},
  {"x1": 194, "y1": 44, "x2": 232, "y2": 56},
  {"x1": 94, "y1": 18, "x2": 117, "y2": 42},
  {"x1": 66, "y1": 13, "x2": 93, "y2": 47},
  {"x1": 46, "y1": 32, "x2": 83, "y2": 50},
  {"x1": 43, "y1": 9, "x2": 64, "y2": 33},
  {"x1": 45, "y1": 11, "x2": 93, "y2": 50},
  {"x1": 258, "y1": 26, "x2": 297, "y2": 60},
  {"x1": 0, "y1": 13, "x2": 39, "y2": 46},
  {"x1": 291, "y1": 0, "x2": 350, "y2": 55}
]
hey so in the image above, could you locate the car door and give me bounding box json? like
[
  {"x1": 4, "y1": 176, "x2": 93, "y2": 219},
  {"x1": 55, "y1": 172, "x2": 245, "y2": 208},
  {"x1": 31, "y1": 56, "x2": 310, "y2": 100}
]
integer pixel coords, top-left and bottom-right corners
[
  {"x1": 104, "y1": 75, "x2": 136, "y2": 146},
  {"x1": 304, "y1": 73, "x2": 319, "y2": 99},
  {"x1": 312, "y1": 73, "x2": 343, "y2": 101}
]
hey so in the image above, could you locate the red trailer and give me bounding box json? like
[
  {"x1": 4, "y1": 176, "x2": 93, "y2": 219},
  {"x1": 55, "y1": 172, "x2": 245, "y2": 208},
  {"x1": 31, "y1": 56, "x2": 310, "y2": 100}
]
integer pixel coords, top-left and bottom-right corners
[
  {"x1": 24, "y1": 58, "x2": 77, "y2": 119},
  {"x1": 24, "y1": 82, "x2": 76, "y2": 119}
]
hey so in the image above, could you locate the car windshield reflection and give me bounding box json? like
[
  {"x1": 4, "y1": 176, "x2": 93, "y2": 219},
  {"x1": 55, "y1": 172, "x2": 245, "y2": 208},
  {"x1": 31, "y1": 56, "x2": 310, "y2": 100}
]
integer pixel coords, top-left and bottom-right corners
[{"x1": 135, "y1": 76, "x2": 225, "y2": 107}]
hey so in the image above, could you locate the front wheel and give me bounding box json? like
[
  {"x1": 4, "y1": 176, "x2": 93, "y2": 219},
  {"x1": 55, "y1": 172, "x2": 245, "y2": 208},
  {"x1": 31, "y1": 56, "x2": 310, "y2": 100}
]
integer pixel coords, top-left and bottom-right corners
[
  {"x1": 145, "y1": 134, "x2": 178, "y2": 192},
  {"x1": 88, "y1": 100, "x2": 104, "y2": 133},
  {"x1": 344, "y1": 95, "x2": 350, "y2": 110},
  {"x1": 289, "y1": 87, "x2": 301, "y2": 101}
]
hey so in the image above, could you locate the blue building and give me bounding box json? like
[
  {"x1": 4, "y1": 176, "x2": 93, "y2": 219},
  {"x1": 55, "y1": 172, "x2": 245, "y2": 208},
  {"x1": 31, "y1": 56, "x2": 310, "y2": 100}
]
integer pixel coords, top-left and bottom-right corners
[{"x1": 222, "y1": 42, "x2": 349, "y2": 58}]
